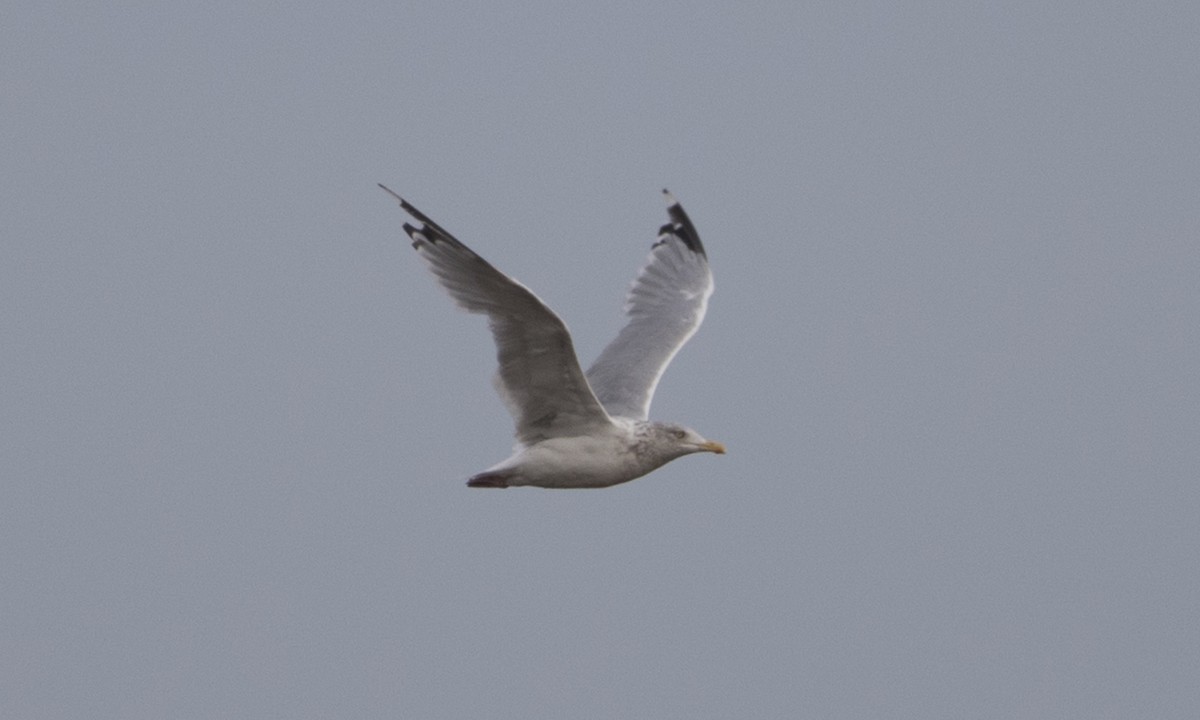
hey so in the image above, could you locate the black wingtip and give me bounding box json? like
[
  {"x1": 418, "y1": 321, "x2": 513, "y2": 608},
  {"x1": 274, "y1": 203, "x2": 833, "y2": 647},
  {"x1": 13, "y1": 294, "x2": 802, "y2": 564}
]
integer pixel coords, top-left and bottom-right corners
[
  {"x1": 401, "y1": 222, "x2": 426, "y2": 249},
  {"x1": 378, "y1": 183, "x2": 403, "y2": 202},
  {"x1": 380, "y1": 185, "x2": 461, "y2": 246},
  {"x1": 657, "y1": 190, "x2": 706, "y2": 258}
]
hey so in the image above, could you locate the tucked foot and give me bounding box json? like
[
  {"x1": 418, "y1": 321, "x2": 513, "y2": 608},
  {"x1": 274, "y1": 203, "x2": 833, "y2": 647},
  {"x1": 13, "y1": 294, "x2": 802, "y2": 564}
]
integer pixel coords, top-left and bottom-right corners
[{"x1": 467, "y1": 472, "x2": 510, "y2": 488}]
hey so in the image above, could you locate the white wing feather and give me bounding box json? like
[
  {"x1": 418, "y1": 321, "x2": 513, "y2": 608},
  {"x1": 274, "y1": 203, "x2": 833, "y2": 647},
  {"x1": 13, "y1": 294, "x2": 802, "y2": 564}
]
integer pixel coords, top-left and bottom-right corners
[
  {"x1": 585, "y1": 191, "x2": 713, "y2": 420},
  {"x1": 381, "y1": 185, "x2": 613, "y2": 445}
]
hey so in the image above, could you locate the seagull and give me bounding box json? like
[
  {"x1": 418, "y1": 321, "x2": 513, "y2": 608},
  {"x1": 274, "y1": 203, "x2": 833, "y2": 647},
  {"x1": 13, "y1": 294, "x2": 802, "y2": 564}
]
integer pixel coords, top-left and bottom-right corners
[{"x1": 381, "y1": 184, "x2": 725, "y2": 488}]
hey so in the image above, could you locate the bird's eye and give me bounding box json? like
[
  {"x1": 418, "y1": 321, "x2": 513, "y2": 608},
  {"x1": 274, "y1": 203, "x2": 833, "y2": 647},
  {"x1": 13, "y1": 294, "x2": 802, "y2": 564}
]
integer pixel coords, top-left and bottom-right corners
[{"x1": 673, "y1": 429, "x2": 686, "y2": 439}]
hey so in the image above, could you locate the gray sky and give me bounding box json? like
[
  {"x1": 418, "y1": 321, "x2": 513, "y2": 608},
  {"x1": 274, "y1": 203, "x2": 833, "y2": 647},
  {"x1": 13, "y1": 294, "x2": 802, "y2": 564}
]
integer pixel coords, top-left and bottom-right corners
[{"x1": 4, "y1": 2, "x2": 1199, "y2": 718}]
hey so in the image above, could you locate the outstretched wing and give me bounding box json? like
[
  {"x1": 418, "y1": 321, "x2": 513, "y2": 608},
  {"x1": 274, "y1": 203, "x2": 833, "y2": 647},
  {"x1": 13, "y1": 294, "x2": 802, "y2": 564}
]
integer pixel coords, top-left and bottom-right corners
[
  {"x1": 585, "y1": 190, "x2": 713, "y2": 420},
  {"x1": 381, "y1": 185, "x2": 612, "y2": 445}
]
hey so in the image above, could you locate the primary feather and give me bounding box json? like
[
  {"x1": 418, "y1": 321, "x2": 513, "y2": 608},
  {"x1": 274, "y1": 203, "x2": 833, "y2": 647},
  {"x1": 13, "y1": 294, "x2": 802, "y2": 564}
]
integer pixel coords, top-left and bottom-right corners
[{"x1": 381, "y1": 184, "x2": 723, "y2": 489}]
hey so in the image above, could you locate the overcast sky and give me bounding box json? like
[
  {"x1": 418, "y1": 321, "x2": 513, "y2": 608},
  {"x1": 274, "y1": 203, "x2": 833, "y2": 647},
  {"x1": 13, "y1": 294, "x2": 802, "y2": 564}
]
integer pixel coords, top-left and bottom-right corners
[{"x1": 4, "y1": 2, "x2": 1199, "y2": 718}]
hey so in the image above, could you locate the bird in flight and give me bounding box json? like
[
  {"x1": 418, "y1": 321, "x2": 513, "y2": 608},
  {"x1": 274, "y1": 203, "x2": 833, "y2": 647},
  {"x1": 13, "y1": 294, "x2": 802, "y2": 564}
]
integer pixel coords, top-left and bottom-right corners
[{"x1": 381, "y1": 184, "x2": 724, "y2": 488}]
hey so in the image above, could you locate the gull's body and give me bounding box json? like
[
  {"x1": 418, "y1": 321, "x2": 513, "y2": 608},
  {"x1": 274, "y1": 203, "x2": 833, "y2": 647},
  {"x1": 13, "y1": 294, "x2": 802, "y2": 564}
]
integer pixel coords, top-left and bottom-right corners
[{"x1": 381, "y1": 185, "x2": 724, "y2": 489}]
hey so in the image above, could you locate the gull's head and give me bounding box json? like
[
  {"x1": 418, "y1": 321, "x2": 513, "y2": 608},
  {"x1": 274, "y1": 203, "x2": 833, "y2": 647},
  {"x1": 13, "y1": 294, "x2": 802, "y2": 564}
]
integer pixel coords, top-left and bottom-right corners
[{"x1": 644, "y1": 422, "x2": 726, "y2": 462}]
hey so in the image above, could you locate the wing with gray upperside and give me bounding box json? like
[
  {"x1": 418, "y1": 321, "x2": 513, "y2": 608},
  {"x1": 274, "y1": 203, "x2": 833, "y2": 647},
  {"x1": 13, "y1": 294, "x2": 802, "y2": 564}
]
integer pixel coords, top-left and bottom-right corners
[
  {"x1": 380, "y1": 185, "x2": 613, "y2": 445},
  {"x1": 585, "y1": 191, "x2": 713, "y2": 420}
]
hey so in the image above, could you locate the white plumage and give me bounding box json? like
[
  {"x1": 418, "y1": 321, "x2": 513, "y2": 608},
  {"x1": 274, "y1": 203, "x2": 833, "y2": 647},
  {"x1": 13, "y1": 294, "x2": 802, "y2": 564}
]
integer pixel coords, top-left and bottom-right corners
[{"x1": 381, "y1": 185, "x2": 724, "y2": 489}]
